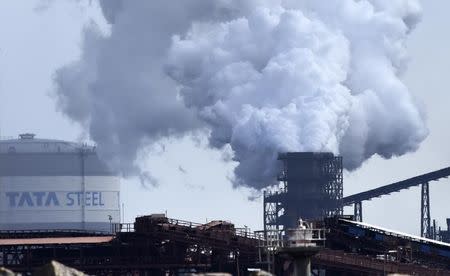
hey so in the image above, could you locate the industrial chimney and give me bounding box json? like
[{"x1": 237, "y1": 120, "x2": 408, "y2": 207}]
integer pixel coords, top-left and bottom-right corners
[{"x1": 263, "y1": 152, "x2": 343, "y2": 232}]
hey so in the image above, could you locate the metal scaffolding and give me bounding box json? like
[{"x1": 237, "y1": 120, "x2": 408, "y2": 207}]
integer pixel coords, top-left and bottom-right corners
[
  {"x1": 354, "y1": 201, "x2": 363, "y2": 222},
  {"x1": 343, "y1": 167, "x2": 450, "y2": 238},
  {"x1": 1, "y1": 215, "x2": 449, "y2": 275},
  {"x1": 0, "y1": 216, "x2": 262, "y2": 275},
  {"x1": 263, "y1": 152, "x2": 343, "y2": 232},
  {"x1": 421, "y1": 182, "x2": 431, "y2": 238}
]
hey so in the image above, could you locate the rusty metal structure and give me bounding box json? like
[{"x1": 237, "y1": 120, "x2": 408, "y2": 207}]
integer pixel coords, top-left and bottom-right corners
[
  {"x1": 0, "y1": 215, "x2": 262, "y2": 275},
  {"x1": 0, "y1": 214, "x2": 449, "y2": 275},
  {"x1": 264, "y1": 151, "x2": 450, "y2": 239},
  {"x1": 1, "y1": 150, "x2": 449, "y2": 275},
  {"x1": 320, "y1": 217, "x2": 450, "y2": 275},
  {"x1": 258, "y1": 217, "x2": 450, "y2": 275},
  {"x1": 439, "y1": 219, "x2": 450, "y2": 243},
  {"x1": 264, "y1": 152, "x2": 343, "y2": 233},
  {"x1": 259, "y1": 152, "x2": 450, "y2": 274}
]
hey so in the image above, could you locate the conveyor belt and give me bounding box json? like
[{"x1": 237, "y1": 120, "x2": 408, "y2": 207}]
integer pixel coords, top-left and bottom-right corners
[
  {"x1": 339, "y1": 219, "x2": 450, "y2": 248},
  {"x1": 342, "y1": 167, "x2": 450, "y2": 206}
]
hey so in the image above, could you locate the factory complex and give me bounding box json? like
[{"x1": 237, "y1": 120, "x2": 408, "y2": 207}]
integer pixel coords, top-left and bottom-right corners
[
  {"x1": 0, "y1": 134, "x2": 120, "y2": 233},
  {"x1": 0, "y1": 134, "x2": 449, "y2": 275}
]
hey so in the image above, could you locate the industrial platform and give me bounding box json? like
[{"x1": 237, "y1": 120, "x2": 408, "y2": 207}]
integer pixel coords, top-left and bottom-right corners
[{"x1": 0, "y1": 214, "x2": 449, "y2": 275}]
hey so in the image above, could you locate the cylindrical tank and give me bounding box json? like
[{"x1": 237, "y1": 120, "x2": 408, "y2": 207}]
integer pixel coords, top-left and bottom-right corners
[{"x1": 0, "y1": 133, "x2": 120, "y2": 233}]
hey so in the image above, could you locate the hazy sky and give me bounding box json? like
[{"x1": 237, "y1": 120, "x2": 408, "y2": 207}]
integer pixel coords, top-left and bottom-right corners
[{"x1": 0, "y1": 0, "x2": 449, "y2": 235}]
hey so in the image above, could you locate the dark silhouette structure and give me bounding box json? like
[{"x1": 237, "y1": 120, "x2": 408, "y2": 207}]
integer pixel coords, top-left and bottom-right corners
[
  {"x1": 264, "y1": 152, "x2": 343, "y2": 232},
  {"x1": 342, "y1": 166, "x2": 450, "y2": 237}
]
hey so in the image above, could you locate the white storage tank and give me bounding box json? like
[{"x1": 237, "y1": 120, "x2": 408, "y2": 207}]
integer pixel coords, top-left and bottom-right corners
[{"x1": 0, "y1": 133, "x2": 120, "y2": 233}]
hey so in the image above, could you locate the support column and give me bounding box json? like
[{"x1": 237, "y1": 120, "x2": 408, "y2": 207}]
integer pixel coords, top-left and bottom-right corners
[
  {"x1": 292, "y1": 256, "x2": 311, "y2": 276},
  {"x1": 263, "y1": 190, "x2": 267, "y2": 237},
  {"x1": 281, "y1": 248, "x2": 317, "y2": 276},
  {"x1": 80, "y1": 147, "x2": 86, "y2": 231},
  {"x1": 421, "y1": 182, "x2": 431, "y2": 238},
  {"x1": 354, "y1": 201, "x2": 363, "y2": 222}
]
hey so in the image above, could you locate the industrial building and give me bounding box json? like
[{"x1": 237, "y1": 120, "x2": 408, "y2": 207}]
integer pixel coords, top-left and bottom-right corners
[
  {"x1": 264, "y1": 152, "x2": 343, "y2": 232},
  {"x1": 0, "y1": 139, "x2": 449, "y2": 275},
  {"x1": 0, "y1": 134, "x2": 120, "y2": 232},
  {"x1": 0, "y1": 214, "x2": 449, "y2": 275}
]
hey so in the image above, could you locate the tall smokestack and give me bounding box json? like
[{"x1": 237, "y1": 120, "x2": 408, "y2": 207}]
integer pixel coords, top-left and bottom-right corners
[{"x1": 264, "y1": 152, "x2": 343, "y2": 231}]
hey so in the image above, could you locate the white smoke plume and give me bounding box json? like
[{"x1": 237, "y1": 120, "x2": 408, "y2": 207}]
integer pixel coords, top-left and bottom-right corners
[{"x1": 54, "y1": 0, "x2": 428, "y2": 189}]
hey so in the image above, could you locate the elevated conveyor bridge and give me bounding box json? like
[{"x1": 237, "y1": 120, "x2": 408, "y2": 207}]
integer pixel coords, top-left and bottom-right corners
[{"x1": 342, "y1": 167, "x2": 450, "y2": 238}]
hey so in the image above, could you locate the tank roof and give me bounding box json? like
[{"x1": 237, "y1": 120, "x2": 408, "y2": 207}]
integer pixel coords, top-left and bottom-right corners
[{"x1": 0, "y1": 133, "x2": 95, "y2": 154}]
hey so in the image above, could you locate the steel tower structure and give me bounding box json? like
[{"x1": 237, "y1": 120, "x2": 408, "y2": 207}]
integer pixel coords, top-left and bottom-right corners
[{"x1": 263, "y1": 152, "x2": 343, "y2": 233}]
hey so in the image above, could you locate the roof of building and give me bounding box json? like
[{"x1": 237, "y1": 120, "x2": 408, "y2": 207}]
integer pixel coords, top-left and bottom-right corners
[
  {"x1": 0, "y1": 236, "x2": 115, "y2": 246},
  {"x1": 0, "y1": 134, "x2": 115, "y2": 176},
  {"x1": 0, "y1": 133, "x2": 95, "y2": 154}
]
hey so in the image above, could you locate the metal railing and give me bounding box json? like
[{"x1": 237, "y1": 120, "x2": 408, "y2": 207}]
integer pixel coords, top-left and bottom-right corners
[
  {"x1": 264, "y1": 188, "x2": 287, "y2": 197},
  {"x1": 255, "y1": 229, "x2": 283, "y2": 273},
  {"x1": 255, "y1": 225, "x2": 327, "y2": 273},
  {"x1": 111, "y1": 223, "x2": 134, "y2": 233},
  {"x1": 167, "y1": 218, "x2": 202, "y2": 228},
  {"x1": 112, "y1": 219, "x2": 262, "y2": 240},
  {"x1": 285, "y1": 228, "x2": 327, "y2": 248}
]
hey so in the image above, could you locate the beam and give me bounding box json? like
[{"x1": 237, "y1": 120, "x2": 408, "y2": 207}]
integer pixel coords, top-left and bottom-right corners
[
  {"x1": 421, "y1": 182, "x2": 431, "y2": 238},
  {"x1": 354, "y1": 202, "x2": 362, "y2": 222},
  {"x1": 342, "y1": 167, "x2": 450, "y2": 206}
]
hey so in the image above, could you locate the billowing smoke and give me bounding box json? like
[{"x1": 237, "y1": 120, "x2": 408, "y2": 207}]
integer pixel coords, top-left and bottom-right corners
[
  {"x1": 54, "y1": 1, "x2": 222, "y2": 180},
  {"x1": 54, "y1": 0, "x2": 428, "y2": 189}
]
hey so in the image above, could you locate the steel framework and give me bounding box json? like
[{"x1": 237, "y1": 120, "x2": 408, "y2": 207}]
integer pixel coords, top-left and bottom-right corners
[
  {"x1": 341, "y1": 167, "x2": 450, "y2": 236},
  {"x1": 354, "y1": 201, "x2": 363, "y2": 222},
  {"x1": 0, "y1": 216, "x2": 263, "y2": 275},
  {"x1": 1, "y1": 215, "x2": 450, "y2": 275},
  {"x1": 439, "y1": 219, "x2": 450, "y2": 243},
  {"x1": 421, "y1": 182, "x2": 431, "y2": 238},
  {"x1": 324, "y1": 218, "x2": 450, "y2": 272},
  {"x1": 342, "y1": 167, "x2": 450, "y2": 206},
  {"x1": 263, "y1": 152, "x2": 343, "y2": 233}
]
